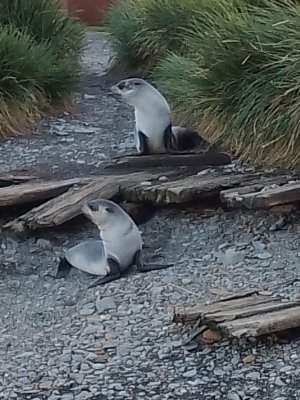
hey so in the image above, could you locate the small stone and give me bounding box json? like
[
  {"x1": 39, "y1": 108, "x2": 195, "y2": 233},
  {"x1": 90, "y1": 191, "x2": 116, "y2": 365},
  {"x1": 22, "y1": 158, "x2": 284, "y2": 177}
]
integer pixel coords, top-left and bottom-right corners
[
  {"x1": 280, "y1": 366, "x2": 292, "y2": 373},
  {"x1": 202, "y1": 329, "x2": 222, "y2": 343},
  {"x1": 275, "y1": 377, "x2": 285, "y2": 386},
  {"x1": 39, "y1": 381, "x2": 53, "y2": 390},
  {"x1": 140, "y1": 181, "x2": 152, "y2": 186},
  {"x1": 227, "y1": 393, "x2": 241, "y2": 400},
  {"x1": 214, "y1": 369, "x2": 225, "y2": 376},
  {"x1": 79, "y1": 308, "x2": 95, "y2": 316},
  {"x1": 183, "y1": 368, "x2": 197, "y2": 378},
  {"x1": 55, "y1": 130, "x2": 69, "y2": 136},
  {"x1": 75, "y1": 391, "x2": 92, "y2": 399},
  {"x1": 252, "y1": 241, "x2": 266, "y2": 251},
  {"x1": 158, "y1": 176, "x2": 168, "y2": 181},
  {"x1": 219, "y1": 248, "x2": 244, "y2": 266},
  {"x1": 61, "y1": 394, "x2": 74, "y2": 400},
  {"x1": 74, "y1": 128, "x2": 95, "y2": 135},
  {"x1": 36, "y1": 238, "x2": 52, "y2": 249},
  {"x1": 117, "y1": 343, "x2": 131, "y2": 356},
  {"x1": 95, "y1": 297, "x2": 116, "y2": 312},
  {"x1": 246, "y1": 372, "x2": 260, "y2": 380},
  {"x1": 197, "y1": 169, "x2": 212, "y2": 176},
  {"x1": 91, "y1": 363, "x2": 105, "y2": 370},
  {"x1": 242, "y1": 354, "x2": 256, "y2": 364},
  {"x1": 256, "y1": 252, "x2": 272, "y2": 260},
  {"x1": 80, "y1": 363, "x2": 90, "y2": 371},
  {"x1": 84, "y1": 94, "x2": 96, "y2": 100}
]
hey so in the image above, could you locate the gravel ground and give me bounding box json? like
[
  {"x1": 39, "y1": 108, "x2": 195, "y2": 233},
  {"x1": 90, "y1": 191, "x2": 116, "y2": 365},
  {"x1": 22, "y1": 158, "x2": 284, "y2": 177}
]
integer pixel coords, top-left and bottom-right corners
[{"x1": 0, "y1": 32, "x2": 300, "y2": 400}]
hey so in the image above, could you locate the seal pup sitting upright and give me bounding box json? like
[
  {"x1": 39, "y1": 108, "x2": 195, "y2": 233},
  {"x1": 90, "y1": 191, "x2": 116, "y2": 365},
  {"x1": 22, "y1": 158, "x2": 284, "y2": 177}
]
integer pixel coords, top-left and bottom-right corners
[
  {"x1": 110, "y1": 77, "x2": 209, "y2": 155},
  {"x1": 55, "y1": 199, "x2": 172, "y2": 288}
]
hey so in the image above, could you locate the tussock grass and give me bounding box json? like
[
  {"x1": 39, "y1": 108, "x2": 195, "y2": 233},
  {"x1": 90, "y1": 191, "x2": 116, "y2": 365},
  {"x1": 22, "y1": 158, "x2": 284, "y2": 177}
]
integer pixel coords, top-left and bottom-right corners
[
  {"x1": 0, "y1": 0, "x2": 84, "y2": 58},
  {"x1": 0, "y1": 0, "x2": 84, "y2": 137},
  {"x1": 107, "y1": 0, "x2": 300, "y2": 168}
]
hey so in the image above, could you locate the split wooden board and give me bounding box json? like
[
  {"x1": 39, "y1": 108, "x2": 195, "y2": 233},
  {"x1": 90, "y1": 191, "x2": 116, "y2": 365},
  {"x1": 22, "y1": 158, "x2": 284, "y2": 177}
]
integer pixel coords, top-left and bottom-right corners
[{"x1": 173, "y1": 291, "x2": 300, "y2": 340}]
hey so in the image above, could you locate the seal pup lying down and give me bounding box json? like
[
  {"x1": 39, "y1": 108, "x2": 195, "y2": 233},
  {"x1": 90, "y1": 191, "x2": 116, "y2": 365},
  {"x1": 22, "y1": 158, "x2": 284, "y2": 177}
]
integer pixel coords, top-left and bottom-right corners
[
  {"x1": 55, "y1": 199, "x2": 172, "y2": 288},
  {"x1": 111, "y1": 78, "x2": 209, "y2": 155}
]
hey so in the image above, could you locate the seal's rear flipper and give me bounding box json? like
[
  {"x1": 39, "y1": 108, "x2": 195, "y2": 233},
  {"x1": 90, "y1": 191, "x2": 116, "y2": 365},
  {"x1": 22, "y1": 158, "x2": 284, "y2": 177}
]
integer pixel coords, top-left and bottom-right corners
[
  {"x1": 55, "y1": 257, "x2": 73, "y2": 279},
  {"x1": 134, "y1": 249, "x2": 173, "y2": 272},
  {"x1": 87, "y1": 258, "x2": 122, "y2": 288}
]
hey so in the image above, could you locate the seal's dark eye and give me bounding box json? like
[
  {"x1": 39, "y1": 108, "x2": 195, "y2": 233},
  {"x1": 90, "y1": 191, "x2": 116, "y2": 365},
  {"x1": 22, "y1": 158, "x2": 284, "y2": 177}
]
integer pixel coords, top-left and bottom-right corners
[
  {"x1": 88, "y1": 202, "x2": 98, "y2": 212},
  {"x1": 105, "y1": 207, "x2": 114, "y2": 213},
  {"x1": 134, "y1": 81, "x2": 142, "y2": 86},
  {"x1": 117, "y1": 81, "x2": 126, "y2": 90}
]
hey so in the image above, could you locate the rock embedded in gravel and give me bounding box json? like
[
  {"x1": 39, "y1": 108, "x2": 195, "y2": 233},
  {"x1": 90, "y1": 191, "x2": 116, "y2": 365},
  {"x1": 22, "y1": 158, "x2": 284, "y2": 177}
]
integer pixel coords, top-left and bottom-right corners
[{"x1": 95, "y1": 297, "x2": 116, "y2": 312}]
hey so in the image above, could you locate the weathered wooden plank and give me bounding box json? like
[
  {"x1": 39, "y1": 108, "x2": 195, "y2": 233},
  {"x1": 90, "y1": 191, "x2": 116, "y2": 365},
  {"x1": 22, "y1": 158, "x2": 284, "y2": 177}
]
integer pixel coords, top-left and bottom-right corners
[
  {"x1": 4, "y1": 180, "x2": 120, "y2": 231},
  {"x1": 221, "y1": 180, "x2": 300, "y2": 209},
  {"x1": 220, "y1": 176, "x2": 292, "y2": 209},
  {"x1": 107, "y1": 151, "x2": 232, "y2": 171},
  {"x1": 174, "y1": 289, "x2": 300, "y2": 341},
  {"x1": 220, "y1": 306, "x2": 300, "y2": 338},
  {"x1": 173, "y1": 293, "x2": 274, "y2": 323},
  {"x1": 126, "y1": 173, "x2": 255, "y2": 205},
  {"x1": 0, "y1": 177, "x2": 92, "y2": 207},
  {"x1": 203, "y1": 300, "x2": 300, "y2": 323},
  {"x1": 0, "y1": 174, "x2": 37, "y2": 187},
  {"x1": 3, "y1": 171, "x2": 165, "y2": 231}
]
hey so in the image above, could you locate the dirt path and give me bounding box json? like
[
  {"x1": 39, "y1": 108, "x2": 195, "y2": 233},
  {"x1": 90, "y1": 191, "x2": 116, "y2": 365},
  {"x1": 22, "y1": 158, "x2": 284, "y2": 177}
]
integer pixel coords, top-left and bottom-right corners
[{"x1": 0, "y1": 32, "x2": 299, "y2": 400}]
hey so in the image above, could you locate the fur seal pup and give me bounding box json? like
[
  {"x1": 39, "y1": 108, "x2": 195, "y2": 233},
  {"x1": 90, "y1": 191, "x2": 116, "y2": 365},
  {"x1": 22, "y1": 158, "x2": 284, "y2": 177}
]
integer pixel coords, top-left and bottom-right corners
[
  {"x1": 55, "y1": 199, "x2": 172, "y2": 288},
  {"x1": 110, "y1": 77, "x2": 209, "y2": 155}
]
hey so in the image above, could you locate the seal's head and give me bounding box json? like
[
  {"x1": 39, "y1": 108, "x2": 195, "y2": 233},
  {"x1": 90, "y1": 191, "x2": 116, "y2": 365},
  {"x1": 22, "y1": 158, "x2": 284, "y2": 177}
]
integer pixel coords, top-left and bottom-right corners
[
  {"x1": 111, "y1": 78, "x2": 157, "y2": 108},
  {"x1": 82, "y1": 199, "x2": 130, "y2": 231}
]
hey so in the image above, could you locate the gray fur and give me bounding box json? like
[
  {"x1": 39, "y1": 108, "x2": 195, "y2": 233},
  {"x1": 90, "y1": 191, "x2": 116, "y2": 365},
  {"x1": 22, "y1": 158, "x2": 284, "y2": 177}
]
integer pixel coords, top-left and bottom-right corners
[
  {"x1": 111, "y1": 78, "x2": 209, "y2": 153},
  {"x1": 57, "y1": 199, "x2": 142, "y2": 278}
]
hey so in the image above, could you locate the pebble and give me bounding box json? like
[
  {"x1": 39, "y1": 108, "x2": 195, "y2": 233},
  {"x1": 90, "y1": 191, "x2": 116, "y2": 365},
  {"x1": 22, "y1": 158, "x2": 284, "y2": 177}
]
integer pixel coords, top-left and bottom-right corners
[
  {"x1": 246, "y1": 372, "x2": 261, "y2": 380},
  {"x1": 95, "y1": 297, "x2": 116, "y2": 312},
  {"x1": 256, "y1": 252, "x2": 272, "y2": 260},
  {"x1": 227, "y1": 393, "x2": 241, "y2": 400},
  {"x1": 182, "y1": 368, "x2": 197, "y2": 378},
  {"x1": 219, "y1": 248, "x2": 245, "y2": 265}
]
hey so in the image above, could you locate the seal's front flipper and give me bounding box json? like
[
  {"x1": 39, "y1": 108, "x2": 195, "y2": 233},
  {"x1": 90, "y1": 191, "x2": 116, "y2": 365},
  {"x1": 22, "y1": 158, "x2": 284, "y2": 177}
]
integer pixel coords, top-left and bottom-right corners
[
  {"x1": 138, "y1": 131, "x2": 150, "y2": 155},
  {"x1": 163, "y1": 124, "x2": 175, "y2": 153},
  {"x1": 134, "y1": 249, "x2": 173, "y2": 272},
  {"x1": 87, "y1": 258, "x2": 121, "y2": 288},
  {"x1": 55, "y1": 257, "x2": 72, "y2": 279}
]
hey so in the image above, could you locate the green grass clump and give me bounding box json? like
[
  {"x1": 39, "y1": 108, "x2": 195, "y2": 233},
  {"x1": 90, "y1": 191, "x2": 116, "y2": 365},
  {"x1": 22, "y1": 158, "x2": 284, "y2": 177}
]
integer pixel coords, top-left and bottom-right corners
[
  {"x1": 0, "y1": 0, "x2": 84, "y2": 59},
  {"x1": 0, "y1": 0, "x2": 84, "y2": 136},
  {"x1": 107, "y1": 0, "x2": 300, "y2": 168},
  {"x1": 0, "y1": 25, "x2": 79, "y2": 134},
  {"x1": 153, "y1": 0, "x2": 300, "y2": 167},
  {"x1": 104, "y1": 0, "x2": 148, "y2": 70},
  {"x1": 105, "y1": 0, "x2": 219, "y2": 71}
]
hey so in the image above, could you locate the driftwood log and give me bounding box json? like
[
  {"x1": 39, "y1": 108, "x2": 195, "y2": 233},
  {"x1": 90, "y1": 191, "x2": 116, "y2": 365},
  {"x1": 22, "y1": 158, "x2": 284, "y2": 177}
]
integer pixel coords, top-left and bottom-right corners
[
  {"x1": 107, "y1": 151, "x2": 232, "y2": 170},
  {"x1": 0, "y1": 174, "x2": 37, "y2": 187},
  {"x1": 0, "y1": 152, "x2": 299, "y2": 231},
  {"x1": 0, "y1": 177, "x2": 92, "y2": 207},
  {"x1": 221, "y1": 180, "x2": 300, "y2": 209},
  {"x1": 173, "y1": 291, "x2": 300, "y2": 340},
  {"x1": 3, "y1": 171, "x2": 170, "y2": 231}
]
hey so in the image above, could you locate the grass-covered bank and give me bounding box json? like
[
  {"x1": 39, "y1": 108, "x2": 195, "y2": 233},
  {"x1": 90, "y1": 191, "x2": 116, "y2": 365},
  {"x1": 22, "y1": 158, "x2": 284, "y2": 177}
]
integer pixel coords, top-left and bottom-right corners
[
  {"x1": 105, "y1": 0, "x2": 300, "y2": 168},
  {"x1": 0, "y1": 0, "x2": 84, "y2": 136}
]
